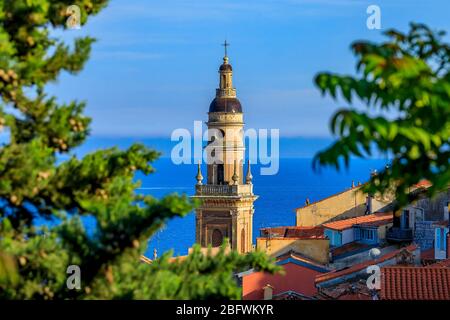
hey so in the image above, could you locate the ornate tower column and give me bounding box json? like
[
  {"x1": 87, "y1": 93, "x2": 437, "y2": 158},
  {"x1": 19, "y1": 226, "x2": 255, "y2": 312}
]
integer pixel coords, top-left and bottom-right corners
[{"x1": 192, "y1": 44, "x2": 258, "y2": 254}]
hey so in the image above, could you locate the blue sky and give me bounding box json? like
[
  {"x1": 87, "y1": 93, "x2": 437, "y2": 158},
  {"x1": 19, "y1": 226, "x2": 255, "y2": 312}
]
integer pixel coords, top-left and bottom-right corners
[{"x1": 47, "y1": 0, "x2": 450, "y2": 137}]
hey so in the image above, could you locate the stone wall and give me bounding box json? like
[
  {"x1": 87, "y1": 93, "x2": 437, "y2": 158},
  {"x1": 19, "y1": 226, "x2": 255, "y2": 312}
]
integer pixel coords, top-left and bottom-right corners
[
  {"x1": 414, "y1": 221, "x2": 435, "y2": 250},
  {"x1": 296, "y1": 187, "x2": 367, "y2": 227},
  {"x1": 415, "y1": 191, "x2": 448, "y2": 221},
  {"x1": 295, "y1": 186, "x2": 391, "y2": 227}
]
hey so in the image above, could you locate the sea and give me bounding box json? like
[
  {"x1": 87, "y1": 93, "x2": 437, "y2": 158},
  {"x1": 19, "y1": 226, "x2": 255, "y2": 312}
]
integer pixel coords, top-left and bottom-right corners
[{"x1": 72, "y1": 136, "x2": 387, "y2": 257}]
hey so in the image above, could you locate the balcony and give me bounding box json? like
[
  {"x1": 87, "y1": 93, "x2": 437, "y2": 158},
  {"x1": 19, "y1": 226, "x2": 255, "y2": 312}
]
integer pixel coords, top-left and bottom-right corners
[
  {"x1": 194, "y1": 184, "x2": 254, "y2": 197},
  {"x1": 386, "y1": 227, "x2": 413, "y2": 242}
]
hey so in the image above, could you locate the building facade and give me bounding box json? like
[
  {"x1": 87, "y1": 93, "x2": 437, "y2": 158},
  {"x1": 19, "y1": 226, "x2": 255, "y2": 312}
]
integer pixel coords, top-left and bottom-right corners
[
  {"x1": 295, "y1": 183, "x2": 393, "y2": 227},
  {"x1": 192, "y1": 50, "x2": 257, "y2": 254},
  {"x1": 257, "y1": 226, "x2": 329, "y2": 264}
]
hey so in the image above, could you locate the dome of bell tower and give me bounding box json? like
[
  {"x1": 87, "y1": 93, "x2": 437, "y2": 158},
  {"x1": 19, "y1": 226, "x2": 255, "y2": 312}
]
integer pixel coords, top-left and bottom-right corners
[{"x1": 209, "y1": 51, "x2": 242, "y2": 113}]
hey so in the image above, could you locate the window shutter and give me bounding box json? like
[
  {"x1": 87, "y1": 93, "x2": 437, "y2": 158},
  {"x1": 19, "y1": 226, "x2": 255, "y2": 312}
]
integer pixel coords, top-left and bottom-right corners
[
  {"x1": 354, "y1": 228, "x2": 360, "y2": 240},
  {"x1": 436, "y1": 228, "x2": 441, "y2": 250},
  {"x1": 442, "y1": 228, "x2": 448, "y2": 252}
]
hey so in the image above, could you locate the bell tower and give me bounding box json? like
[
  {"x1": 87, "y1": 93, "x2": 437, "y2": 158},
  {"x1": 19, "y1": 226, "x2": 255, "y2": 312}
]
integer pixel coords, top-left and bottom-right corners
[{"x1": 193, "y1": 43, "x2": 257, "y2": 254}]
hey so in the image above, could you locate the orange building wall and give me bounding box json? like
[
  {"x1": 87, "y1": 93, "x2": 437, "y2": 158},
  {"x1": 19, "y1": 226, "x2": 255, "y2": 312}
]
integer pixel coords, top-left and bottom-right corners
[{"x1": 242, "y1": 262, "x2": 323, "y2": 300}]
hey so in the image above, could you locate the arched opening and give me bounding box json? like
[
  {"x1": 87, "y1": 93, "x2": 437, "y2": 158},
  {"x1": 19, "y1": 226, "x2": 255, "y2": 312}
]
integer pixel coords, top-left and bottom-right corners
[
  {"x1": 212, "y1": 229, "x2": 223, "y2": 247},
  {"x1": 241, "y1": 228, "x2": 246, "y2": 253}
]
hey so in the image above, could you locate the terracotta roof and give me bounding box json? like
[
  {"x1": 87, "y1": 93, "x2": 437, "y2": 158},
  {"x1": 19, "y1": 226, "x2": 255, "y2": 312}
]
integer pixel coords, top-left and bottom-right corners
[
  {"x1": 275, "y1": 250, "x2": 328, "y2": 271},
  {"x1": 239, "y1": 250, "x2": 330, "y2": 278},
  {"x1": 323, "y1": 212, "x2": 392, "y2": 231},
  {"x1": 316, "y1": 244, "x2": 418, "y2": 285},
  {"x1": 426, "y1": 259, "x2": 450, "y2": 268},
  {"x1": 420, "y1": 248, "x2": 435, "y2": 261},
  {"x1": 259, "y1": 226, "x2": 325, "y2": 239},
  {"x1": 273, "y1": 250, "x2": 330, "y2": 273},
  {"x1": 331, "y1": 241, "x2": 370, "y2": 258},
  {"x1": 381, "y1": 266, "x2": 450, "y2": 300},
  {"x1": 412, "y1": 179, "x2": 432, "y2": 189},
  {"x1": 315, "y1": 280, "x2": 373, "y2": 300}
]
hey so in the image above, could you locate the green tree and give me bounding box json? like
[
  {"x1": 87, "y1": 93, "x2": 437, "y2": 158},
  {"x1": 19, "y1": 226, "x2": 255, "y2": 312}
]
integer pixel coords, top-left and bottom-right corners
[
  {"x1": 0, "y1": 0, "x2": 278, "y2": 299},
  {"x1": 314, "y1": 23, "x2": 450, "y2": 207}
]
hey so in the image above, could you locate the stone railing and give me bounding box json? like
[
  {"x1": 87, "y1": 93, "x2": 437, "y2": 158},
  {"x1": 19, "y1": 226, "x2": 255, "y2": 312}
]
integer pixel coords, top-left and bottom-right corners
[
  {"x1": 216, "y1": 88, "x2": 236, "y2": 98},
  {"x1": 207, "y1": 112, "x2": 243, "y2": 123},
  {"x1": 195, "y1": 184, "x2": 253, "y2": 196}
]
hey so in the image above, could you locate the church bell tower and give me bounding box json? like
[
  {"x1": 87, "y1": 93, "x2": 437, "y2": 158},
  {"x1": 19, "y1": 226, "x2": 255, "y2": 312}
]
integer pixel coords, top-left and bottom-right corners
[{"x1": 193, "y1": 42, "x2": 257, "y2": 254}]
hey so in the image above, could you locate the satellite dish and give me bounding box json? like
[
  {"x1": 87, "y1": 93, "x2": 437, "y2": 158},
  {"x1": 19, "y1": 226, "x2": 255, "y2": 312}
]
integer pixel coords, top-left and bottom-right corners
[{"x1": 369, "y1": 248, "x2": 381, "y2": 259}]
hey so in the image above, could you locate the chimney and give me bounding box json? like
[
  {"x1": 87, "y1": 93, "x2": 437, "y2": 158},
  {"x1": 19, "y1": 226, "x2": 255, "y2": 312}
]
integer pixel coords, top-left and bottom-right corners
[
  {"x1": 444, "y1": 201, "x2": 449, "y2": 222},
  {"x1": 263, "y1": 284, "x2": 274, "y2": 300},
  {"x1": 366, "y1": 195, "x2": 372, "y2": 214}
]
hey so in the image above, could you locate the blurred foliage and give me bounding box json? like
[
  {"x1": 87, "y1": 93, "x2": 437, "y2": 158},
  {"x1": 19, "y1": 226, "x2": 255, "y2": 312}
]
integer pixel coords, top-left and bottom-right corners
[
  {"x1": 314, "y1": 23, "x2": 450, "y2": 207},
  {"x1": 0, "y1": 252, "x2": 18, "y2": 287},
  {"x1": 0, "y1": 0, "x2": 278, "y2": 299}
]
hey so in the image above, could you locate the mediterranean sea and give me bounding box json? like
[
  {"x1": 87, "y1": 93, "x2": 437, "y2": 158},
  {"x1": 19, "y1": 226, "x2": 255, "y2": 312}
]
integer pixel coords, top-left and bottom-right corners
[{"x1": 73, "y1": 136, "x2": 387, "y2": 257}]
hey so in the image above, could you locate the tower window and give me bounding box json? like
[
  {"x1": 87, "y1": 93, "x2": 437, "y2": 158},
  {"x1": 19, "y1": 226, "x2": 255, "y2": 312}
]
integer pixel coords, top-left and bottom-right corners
[
  {"x1": 217, "y1": 164, "x2": 224, "y2": 185},
  {"x1": 241, "y1": 228, "x2": 246, "y2": 253},
  {"x1": 212, "y1": 229, "x2": 223, "y2": 247}
]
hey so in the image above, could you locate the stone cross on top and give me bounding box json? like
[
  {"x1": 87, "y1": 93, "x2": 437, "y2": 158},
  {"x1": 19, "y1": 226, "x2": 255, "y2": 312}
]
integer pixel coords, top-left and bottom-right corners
[{"x1": 222, "y1": 40, "x2": 230, "y2": 57}]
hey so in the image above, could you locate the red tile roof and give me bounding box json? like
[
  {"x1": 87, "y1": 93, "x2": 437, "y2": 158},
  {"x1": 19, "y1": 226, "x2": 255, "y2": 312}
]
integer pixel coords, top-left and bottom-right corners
[
  {"x1": 316, "y1": 244, "x2": 418, "y2": 285},
  {"x1": 323, "y1": 212, "x2": 393, "y2": 231},
  {"x1": 315, "y1": 281, "x2": 373, "y2": 300},
  {"x1": 426, "y1": 259, "x2": 450, "y2": 268},
  {"x1": 412, "y1": 179, "x2": 432, "y2": 189},
  {"x1": 420, "y1": 248, "x2": 435, "y2": 261},
  {"x1": 259, "y1": 226, "x2": 325, "y2": 239},
  {"x1": 275, "y1": 250, "x2": 328, "y2": 270},
  {"x1": 381, "y1": 266, "x2": 450, "y2": 300},
  {"x1": 331, "y1": 242, "x2": 370, "y2": 257}
]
